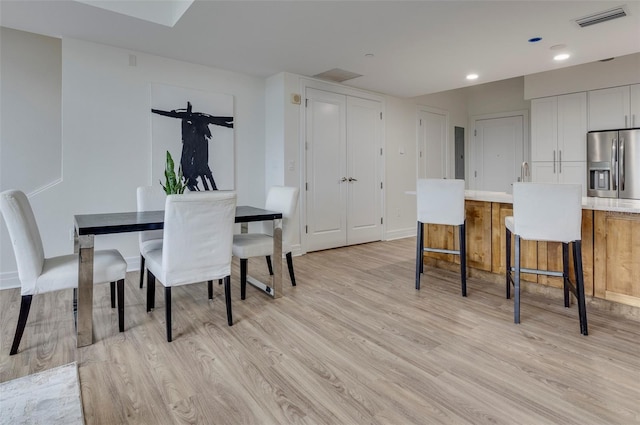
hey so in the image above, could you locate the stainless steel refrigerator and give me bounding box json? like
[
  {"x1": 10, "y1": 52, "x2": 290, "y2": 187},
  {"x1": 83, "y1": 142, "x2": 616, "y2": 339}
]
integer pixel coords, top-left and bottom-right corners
[{"x1": 587, "y1": 129, "x2": 640, "y2": 199}]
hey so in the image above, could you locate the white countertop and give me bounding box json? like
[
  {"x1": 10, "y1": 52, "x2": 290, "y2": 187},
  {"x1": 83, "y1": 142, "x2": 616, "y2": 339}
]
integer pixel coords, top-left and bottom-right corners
[{"x1": 406, "y1": 190, "x2": 640, "y2": 213}]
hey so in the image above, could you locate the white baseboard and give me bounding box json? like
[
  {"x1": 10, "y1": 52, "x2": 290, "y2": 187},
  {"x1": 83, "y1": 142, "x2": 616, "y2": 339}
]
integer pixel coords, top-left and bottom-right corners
[
  {"x1": 385, "y1": 227, "x2": 416, "y2": 241},
  {"x1": 0, "y1": 271, "x2": 20, "y2": 290}
]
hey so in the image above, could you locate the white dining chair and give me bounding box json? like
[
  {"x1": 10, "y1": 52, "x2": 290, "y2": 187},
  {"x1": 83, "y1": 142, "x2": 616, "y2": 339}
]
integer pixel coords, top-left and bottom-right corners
[
  {"x1": 145, "y1": 191, "x2": 236, "y2": 342},
  {"x1": 415, "y1": 178, "x2": 467, "y2": 296},
  {"x1": 0, "y1": 190, "x2": 127, "y2": 355},
  {"x1": 232, "y1": 186, "x2": 299, "y2": 300},
  {"x1": 136, "y1": 186, "x2": 166, "y2": 289},
  {"x1": 505, "y1": 182, "x2": 588, "y2": 335}
]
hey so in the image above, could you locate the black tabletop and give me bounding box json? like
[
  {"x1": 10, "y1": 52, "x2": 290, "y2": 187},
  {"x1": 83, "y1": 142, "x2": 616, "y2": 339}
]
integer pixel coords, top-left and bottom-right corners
[{"x1": 75, "y1": 206, "x2": 282, "y2": 236}]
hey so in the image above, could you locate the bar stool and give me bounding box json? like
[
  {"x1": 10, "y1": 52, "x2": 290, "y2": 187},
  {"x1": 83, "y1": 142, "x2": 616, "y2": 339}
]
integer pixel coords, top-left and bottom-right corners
[
  {"x1": 505, "y1": 182, "x2": 588, "y2": 335},
  {"x1": 415, "y1": 178, "x2": 467, "y2": 296}
]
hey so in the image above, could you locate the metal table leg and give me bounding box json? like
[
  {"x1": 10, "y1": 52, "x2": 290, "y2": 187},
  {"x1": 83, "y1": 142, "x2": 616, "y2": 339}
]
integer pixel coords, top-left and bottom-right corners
[
  {"x1": 75, "y1": 231, "x2": 94, "y2": 347},
  {"x1": 243, "y1": 218, "x2": 283, "y2": 299}
]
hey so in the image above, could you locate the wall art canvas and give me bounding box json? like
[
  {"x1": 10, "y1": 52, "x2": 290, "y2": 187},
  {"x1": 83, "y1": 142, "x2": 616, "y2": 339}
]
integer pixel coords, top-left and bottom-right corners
[{"x1": 151, "y1": 83, "x2": 234, "y2": 191}]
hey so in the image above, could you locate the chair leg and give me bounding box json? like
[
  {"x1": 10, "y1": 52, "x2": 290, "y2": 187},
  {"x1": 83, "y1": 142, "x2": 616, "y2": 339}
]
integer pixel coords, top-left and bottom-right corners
[
  {"x1": 286, "y1": 252, "x2": 296, "y2": 286},
  {"x1": 110, "y1": 281, "x2": 116, "y2": 308},
  {"x1": 459, "y1": 222, "x2": 467, "y2": 297},
  {"x1": 224, "y1": 276, "x2": 233, "y2": 326},
  {"x1": 10, "y1": 295, "x2": 33, "y2": 355},
  {"x1": 265, "y1": 256, "x2": 274, "y2": 275},
  {"x1": 573, "y1": 241, "x2": 589, "y2": 336},
  {"x1": 208, "y1": 281, "x2": 213, "y2": 300},
  {"x1": 147, "y1": 271, "x2": 156, "y2": 312},
  {"x1": 514, "y1": 235, "x2": 521, "y2": 324},
  {"x1": 73, "y1": 288, "x2": 78, "y2": 330},
  {"x1": 562, "y1": 243, "x2": 570, "y2": 308},
  {"x1": 117, "y1": 279, "x2": 125, "y2": 332},
  {"x1": 505, "y1": 228, "x2": 512, "y2": 299},
  {"x1": 165, "y1": 287, "x2": 172, "y2": 342},
  {"x1": 240, "y1": 258, "x2": 248, "y2": 300},
  {"x1": 415, "y1": 221, "x2": 424, "y2": 290},
  {"x1": 139, "y1": 254, "x2": 145, "y2": 288}
]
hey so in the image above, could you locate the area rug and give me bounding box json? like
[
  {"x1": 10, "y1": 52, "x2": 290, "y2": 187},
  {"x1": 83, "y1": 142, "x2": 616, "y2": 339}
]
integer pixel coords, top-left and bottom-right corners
[{"x1": 0, "y1": 362, "x2": 84, "y2": 425}]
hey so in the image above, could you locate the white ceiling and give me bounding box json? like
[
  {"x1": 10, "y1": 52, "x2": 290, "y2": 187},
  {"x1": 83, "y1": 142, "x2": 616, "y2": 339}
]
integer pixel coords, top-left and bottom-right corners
[{"x1": 1, "y1": 1, "x2": 639, "y2": 98}]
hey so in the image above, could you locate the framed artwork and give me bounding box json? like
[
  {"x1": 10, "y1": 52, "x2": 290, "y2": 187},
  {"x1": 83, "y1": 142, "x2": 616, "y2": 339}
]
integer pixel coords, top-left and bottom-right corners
[{"x1": 151, "y1": 83, "x2": 234, "y2": 190}]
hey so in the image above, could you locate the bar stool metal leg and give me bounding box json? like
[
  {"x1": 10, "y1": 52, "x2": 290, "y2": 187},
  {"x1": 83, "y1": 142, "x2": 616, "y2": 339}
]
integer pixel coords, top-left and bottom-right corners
[
  {"x1": 514, "y1": 235, "x2": 521, "y2": 324},
  {"x1": 459, "y1": 222, "x2": 467, "y2": 297},
  {"x1": 562, "y1": 243, "x2": 570, "y2": 308},
  {"x1": 505, "y1": 228, "x2": 512, "y2": 299},
  {"x1": 573, "y1": 241, "x2": 588, "y2": 336},
  {"x1": 415, "y1": 221, "x2": 424, "y2": 290}
]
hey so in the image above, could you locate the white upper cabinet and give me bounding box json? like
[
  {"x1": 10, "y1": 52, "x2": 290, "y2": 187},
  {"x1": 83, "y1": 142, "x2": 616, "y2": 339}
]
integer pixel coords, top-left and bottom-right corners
[
  {"x1": 531, "y1": 96, "x2": 557, "y2": 162},
  {"x1": 588, "y1": 85, "x2": 639, "y2": 130},
  {"x1": 531, "y1": 92, "x2": 587, "y2": 195},
  {"x1": 631, "y1": 84, "x2": 640, "y2": 128},
  {"x1": 532, "y1": 92, "x2": 587, "y2": 162}
]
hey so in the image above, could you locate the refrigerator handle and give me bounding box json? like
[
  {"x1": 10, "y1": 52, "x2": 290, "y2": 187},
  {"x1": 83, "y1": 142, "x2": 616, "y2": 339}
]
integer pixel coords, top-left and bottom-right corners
[
  {"x1": 620, "y1": 138, "x2": 625, "y2": 191},
  {"x1": 611, "y1": 138, "x2": 617, "y2": 191},
  {"x1": 553, "y1": 150, "x2": 556, "y2": 173}
]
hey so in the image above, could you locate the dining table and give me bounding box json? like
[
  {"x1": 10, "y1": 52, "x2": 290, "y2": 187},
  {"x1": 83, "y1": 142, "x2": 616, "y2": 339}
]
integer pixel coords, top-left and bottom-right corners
[{"x1": 73, "y1": 206, "x2": 283, "y2": 347}]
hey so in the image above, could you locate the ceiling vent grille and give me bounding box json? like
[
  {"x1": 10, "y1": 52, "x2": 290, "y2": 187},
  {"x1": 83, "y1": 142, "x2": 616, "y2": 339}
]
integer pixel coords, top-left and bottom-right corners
[
  {"x1": 313, "y1": 68, "x2": 363, "y2": 83},
  {"x1": 575, "y1": 7, "x2": 627, "y2": 27}
]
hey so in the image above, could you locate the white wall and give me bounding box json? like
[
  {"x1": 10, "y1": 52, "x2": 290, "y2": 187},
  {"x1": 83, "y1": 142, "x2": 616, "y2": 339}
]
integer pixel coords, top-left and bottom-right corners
[
  {"x1": 1, "y1": 31, "x2": 266, "y2": 288},
  {"x1": 524, "y1": 52, "x2": 640, "y2": 99}
]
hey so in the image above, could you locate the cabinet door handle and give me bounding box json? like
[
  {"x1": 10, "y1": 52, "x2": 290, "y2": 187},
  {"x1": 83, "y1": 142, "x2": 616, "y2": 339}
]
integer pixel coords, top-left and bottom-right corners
[
  {"x1": 625, "y1": 115, "x2": 628, "y2": 128},
  {"x1": 559, "y1": 150, "x2": 562, "y2": 173},
  {"x1": 553, "y1": 150, "x2": 556, "y2": 173}
]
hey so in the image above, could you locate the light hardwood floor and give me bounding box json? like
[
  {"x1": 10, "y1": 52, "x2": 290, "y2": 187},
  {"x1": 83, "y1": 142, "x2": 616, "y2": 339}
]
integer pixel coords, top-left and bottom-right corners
[{"x1": 1, "y1": 237, "x2": 639, "y2": 424}]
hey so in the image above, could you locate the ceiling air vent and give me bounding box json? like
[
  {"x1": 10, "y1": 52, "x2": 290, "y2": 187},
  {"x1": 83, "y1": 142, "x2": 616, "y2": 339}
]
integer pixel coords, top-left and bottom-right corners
[
  {"x1": 575, "y1": 6, "x2": 627, "y2": 27},
  {"x1": 313, "y1": 68, "x2": 362, "y2": 83}
]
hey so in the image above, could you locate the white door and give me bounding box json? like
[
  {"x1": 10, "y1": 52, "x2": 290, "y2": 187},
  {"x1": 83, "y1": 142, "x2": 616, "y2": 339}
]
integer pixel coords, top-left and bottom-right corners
[
  {"x1": 305, "y1": 88, "x2": 383, "y2": 252},
  {"x1": 418, "y1": 109, "x2": 447, "y2": 178},
  {"x1": 346, "y1": 96, "x2": 383, "y2": 245},
  {"x1": 474, "y1": 115, "x2": 524, "y2": 193},
  {"x1": 305, "y1": 88, "x2": 347, "y2": 251}
]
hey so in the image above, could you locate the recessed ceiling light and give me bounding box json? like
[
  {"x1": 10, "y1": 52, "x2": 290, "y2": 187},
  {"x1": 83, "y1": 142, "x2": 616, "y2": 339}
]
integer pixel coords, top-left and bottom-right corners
[
  {"x1": 364, "y1": 53, "x2": 374, "y2": 57},
  {"x1": 528, "y1": 37, "x2": 542, "y2": 43},
  {"x1": 554, "y1": 53, "x2": 570, "y2": 61},
  {"x1": 466, "y1": 74, "x2": 479, "y2": 80}
]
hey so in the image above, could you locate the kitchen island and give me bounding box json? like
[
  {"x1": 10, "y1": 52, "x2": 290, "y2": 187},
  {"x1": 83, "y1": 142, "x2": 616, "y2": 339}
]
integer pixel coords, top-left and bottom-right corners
[{"x1": 420, "y1": 190, "x2": 640, "y2": 309}]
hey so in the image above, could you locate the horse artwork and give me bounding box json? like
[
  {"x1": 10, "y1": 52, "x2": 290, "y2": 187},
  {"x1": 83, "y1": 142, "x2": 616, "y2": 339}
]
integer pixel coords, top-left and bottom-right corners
[{"x1": 152, "y1": 102, "x2": 234, "y2": 191}]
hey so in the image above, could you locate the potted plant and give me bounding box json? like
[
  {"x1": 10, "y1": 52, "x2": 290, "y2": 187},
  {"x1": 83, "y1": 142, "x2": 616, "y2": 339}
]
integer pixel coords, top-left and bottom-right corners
[{"x1": 160, "y1": 150, "x2": 187, "y2": 195}]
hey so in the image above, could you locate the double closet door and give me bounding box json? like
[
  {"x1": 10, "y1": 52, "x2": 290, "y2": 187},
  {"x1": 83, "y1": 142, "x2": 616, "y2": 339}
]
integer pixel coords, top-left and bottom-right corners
[{"x1": 305, "y1": 88, "x2": 383, "y2": 252}]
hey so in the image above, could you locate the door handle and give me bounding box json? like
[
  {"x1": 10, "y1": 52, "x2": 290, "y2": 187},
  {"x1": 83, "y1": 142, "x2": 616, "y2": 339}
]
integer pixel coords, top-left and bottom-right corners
[
  {"x1": 348, "y1": 177, "x2": 358, "y2": 182},
  {"x1": 340, "y1": 177, "x2": 348, "y2": 182},
  {"x1": 620, "y1": 138, "x2": 625, "y2": 191},
  {"x1": 611, "y1": 139, "x2": 618, "y2": 190}
]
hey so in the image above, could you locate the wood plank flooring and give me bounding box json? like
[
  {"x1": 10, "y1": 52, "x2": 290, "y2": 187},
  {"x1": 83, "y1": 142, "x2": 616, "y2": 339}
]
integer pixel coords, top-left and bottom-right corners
[{"x1": 1, "y1": 237, "x2": 639, "y2": 424}]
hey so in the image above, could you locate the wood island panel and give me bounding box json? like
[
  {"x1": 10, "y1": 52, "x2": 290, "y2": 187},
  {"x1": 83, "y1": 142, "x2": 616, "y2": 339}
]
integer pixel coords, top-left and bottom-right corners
[
  {"x1": 491, "y1": 203, "x2": 538, "y2": 282},
  {"x1": 594, "y1": 210, "x2": 640, "y2": 307},
  {"x1": 464, "y1": 200, "x2": 492, "y2": 271},
  {"x1": 422, "y1": 201, "x2": 492, "y2": 271},
  {"x1": 536, "y1": 210, "x2": 594, "y2": 296}
]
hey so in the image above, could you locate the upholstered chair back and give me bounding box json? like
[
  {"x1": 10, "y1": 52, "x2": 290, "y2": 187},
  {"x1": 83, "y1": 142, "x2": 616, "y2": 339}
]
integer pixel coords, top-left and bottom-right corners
[
  {"x1": 261, "y1": 186, "x2": 300, "y2": 252},
  {"x1": 161, "y1": 191, "x2": 236, "y2": 286},
  {"x1": 137, "y1": 186, "x2": 166, "y2": 244},
  {"x1": 417, "y1": 179, "x2": 465, "y2": 226},
  {"x1": 0, "y1": 190, "x2": 45, "y2": 294},
  {"x1": 512, "y1": 183, "x2": 582, "y2": 243}
]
